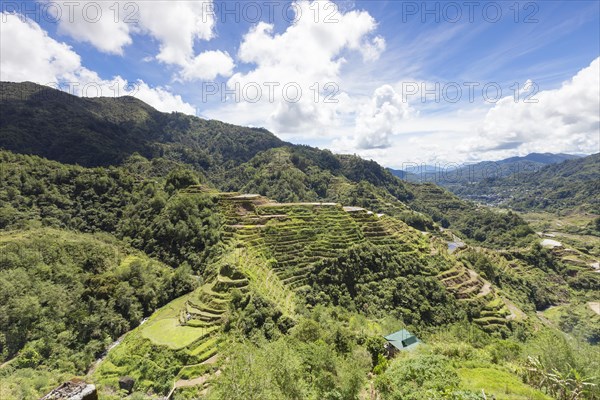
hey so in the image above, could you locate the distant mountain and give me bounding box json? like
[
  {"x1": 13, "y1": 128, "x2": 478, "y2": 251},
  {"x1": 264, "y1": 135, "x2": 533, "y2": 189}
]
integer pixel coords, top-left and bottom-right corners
[
  {"x1": 457, "y1": 153, "x2": 600, "y2": 213},
  {"x1": 498, "y1": 153, "x2": 580, "y2": 165},
  {"x1": 388, "y1": 168, "x2": 413, "y2": 180},
  {"x1": 388, "y1": 165, "x2": 440, "y2": 181},
  {"x1": 389, "y1": 153, "x2": 581, "y2": 186}
]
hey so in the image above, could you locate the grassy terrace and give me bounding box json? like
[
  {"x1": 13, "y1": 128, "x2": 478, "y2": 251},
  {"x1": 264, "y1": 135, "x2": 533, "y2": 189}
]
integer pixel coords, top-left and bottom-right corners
[
  {"x1": 436, "y1": 260, "x2": 513, "y2": 334},
  {"x1": 458, "y1": 367, "x2": 552, "y2": 400},
  {"x1": 93, "y1": 261, "x2": 239, "y2": 394},
  {"x1": 219, "y1": 198, "x2": 437, "y2": 292},
  {"x1": 94, "y1": 190, "x2": 518, "y2": 395}
]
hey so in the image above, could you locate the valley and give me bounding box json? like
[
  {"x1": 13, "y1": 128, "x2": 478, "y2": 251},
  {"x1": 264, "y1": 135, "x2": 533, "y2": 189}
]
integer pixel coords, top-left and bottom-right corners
[{"x1": 0, "y1": 82, "x2": 598, "y2": 400}]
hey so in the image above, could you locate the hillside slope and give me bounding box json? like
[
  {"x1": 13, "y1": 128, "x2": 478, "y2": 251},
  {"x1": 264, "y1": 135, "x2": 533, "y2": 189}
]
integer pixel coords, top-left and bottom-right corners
[
  {"x1": 0, "y1": 227, "x2": 192, "y2": 399},
  {"x1": 457, "y1": 153, "x2": 600, "y2": 212},
  {"x1": 0, "y1": 81, "x2": 284, "y2": 168},
  {"x1": 0, "y1": 82, "x2": 535, "y2": 249},
  {"x1": 92, "y1": 187, "x2": 523, "y2": 396},
  {"x1": 0, "y1": 82, "x2": 598, "y2": 398}
]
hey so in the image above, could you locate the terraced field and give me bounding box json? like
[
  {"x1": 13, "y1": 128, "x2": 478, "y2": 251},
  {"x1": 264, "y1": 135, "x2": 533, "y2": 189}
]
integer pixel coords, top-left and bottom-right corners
[
  {"x1": 93, "y1": 261, "x2": 242, "y2": 395},
  {"x1": 218, "y1": 192, "x2": 513, "y2": 334},
  {"x1": 94, "y1": 189, "x2": 515, "y2": 395}
]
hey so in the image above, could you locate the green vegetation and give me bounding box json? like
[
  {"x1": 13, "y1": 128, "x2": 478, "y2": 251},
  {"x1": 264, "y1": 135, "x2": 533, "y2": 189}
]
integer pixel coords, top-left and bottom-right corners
[
  {"x1": 443, "y1": 154, "x2": 600, "y2": 214},
  {"x1": 206, "y1": 310, "x2": 372, "y2": 400},
  {"x1": 1, "y1": 81, "x2": 538, "y2": 250},
  {"x1": 0, "y1": 228, "x2": 192, "y2": 397},
  {"x1": 0, "y1": 81, "x2": 284, "y2": 169},
  {"x1": 458, "y1": 367, "x2": 551, "y2": 400},
  {"x1": 0, "y1": 150, "x2": 222, "y2": 272},
  {"x1": 0, "y1": 82, "x2": 598, "y2": 399}
]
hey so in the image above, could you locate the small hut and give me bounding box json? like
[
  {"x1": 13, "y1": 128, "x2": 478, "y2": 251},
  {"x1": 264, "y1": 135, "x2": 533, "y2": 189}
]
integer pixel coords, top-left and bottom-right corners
[{"x1": 383, "y1": 329, "x2": 420, "y2": 356}]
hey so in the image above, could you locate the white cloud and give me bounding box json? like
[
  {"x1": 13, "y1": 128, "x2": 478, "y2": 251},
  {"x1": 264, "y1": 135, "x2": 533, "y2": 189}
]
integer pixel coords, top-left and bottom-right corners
[
  {"x1": 205, "y1": 0, "x2": 385, "y2": 136},
  {"x1": 0, "y1": 12, "x2": 82, "y2": 83},
  {"x1": 49, "y1": 1, "x2": 132, "y2": 55},
  {"x1": 354, "y1": 85, "x2": 413, "y2": 149},
  {"x1": 463, "y1": 57, "x2": 600, "y2": 159},
  {"x1": 360, "y1": 35, "x2": 386, "y2": 62},
  {"x1": 179, "y1": 50, "x2": 235, "y2": 81},
  {"x1": 135, "y1": 1, "x2": 214, "y2": 65},
  {"x1": 132, "y1": 82, "x2": 196, "y2": 114},
  {"x1": 333, "y1": 59, "x2": 600, "y2": 166},
  {"x1": 0, "y1": 12, "x2": 195, "y2": 115},
  {"x1": 39, "y1": 1, "x2": 232, "y2": 80}
]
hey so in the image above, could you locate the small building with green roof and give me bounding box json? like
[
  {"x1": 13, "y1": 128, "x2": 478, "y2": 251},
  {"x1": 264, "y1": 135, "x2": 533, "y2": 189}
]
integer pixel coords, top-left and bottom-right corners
[{"x1": 383, "y1": 329, "x2": 420, "y2": 356}]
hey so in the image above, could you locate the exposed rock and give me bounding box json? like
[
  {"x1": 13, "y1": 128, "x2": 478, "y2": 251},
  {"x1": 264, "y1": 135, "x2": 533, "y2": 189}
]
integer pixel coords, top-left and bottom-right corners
[
  {"x1": 540, "y1": 238, "x2": 562, "y2": 248},
  {"x1": 119, "y1": 376, "x2": 135, "y2": 394},
  {"x1": 41, "y1": 380, "x2": 97, "y2": 400}
]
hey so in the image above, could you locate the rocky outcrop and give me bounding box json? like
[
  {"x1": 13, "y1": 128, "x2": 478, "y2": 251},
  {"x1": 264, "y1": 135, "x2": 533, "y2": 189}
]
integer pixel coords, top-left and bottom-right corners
[
  {"x1": 119, "y1": 376, "x2": 135, "y2": 394},
  {"x1": 41, "y1": 380, "x2": 98, "y2": 400}
]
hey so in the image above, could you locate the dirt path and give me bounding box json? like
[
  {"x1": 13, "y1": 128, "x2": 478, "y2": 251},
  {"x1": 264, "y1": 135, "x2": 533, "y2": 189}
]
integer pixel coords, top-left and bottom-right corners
[
  {"x1": 175, "y1": 375, "x2": 208, "y2": 388},
  {"x1": 503, "y1": 298, "x2": 527, "y2": 321},
  {"x1": 202, "y1": 354, "x2": 218, "y2": 365},
  {"x1": 536, "y1": 306, "x2": 558, "y2": 328},
  {"x1": 171, "y1": 355, "x2": 220, "y2": 394},
  {"x1": 478, "y1": 282, "x2": 492, "y2": 297}
]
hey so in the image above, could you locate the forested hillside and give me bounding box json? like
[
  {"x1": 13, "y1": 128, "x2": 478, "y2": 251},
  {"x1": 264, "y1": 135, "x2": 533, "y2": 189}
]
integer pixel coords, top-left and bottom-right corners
[
  {"x1": 0, "y1": 82, "x2": 284, "y2": 169},
  {"x1": 1, "y1": 82, "x2": 598, "y2": 400},
  {"x1": 440, "y1": 154, "x2": 600, "y2": 213},
  {"x1": 0, "y1": 82, "x2": 535, "y2": 249}
]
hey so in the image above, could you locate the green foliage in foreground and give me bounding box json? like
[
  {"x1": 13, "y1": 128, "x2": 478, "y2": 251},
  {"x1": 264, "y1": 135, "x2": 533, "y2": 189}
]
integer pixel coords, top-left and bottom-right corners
[
  {"x1": 0, "y1": 367, "x2": 72, "y2": 400},
  {"x1": 375, "y1": 325, "x2": 599, "y2": 400},
  {"x1": 205, "y1": 338, "x2": 370, "y2": 400},
  {"x1": 0, "y1": 228, "x2": 194, "y2": 378}
]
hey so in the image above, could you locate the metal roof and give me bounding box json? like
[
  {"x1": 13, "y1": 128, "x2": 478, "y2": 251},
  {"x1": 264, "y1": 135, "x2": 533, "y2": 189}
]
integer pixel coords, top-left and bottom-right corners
[{"x1": 384, "y1": 329, "x2": 420, "y2": 351}]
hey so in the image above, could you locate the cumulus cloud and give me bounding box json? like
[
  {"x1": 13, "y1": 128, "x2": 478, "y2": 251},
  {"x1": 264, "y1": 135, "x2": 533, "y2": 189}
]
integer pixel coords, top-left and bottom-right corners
[
  {"x1": 347, "y1": 59, "x2": 600, "y2": 166},
  {"x1": 128, "y1": 80, "x2": 196, "y2": 114},
  {"x1": 179, "y1": 50, "x2": 235, "y2": 81},
  {"x1": 206, "y1": 0, "x2": 385, "y2": 136},
  {"x1": 0, "y1": 12, "x2": 195, "y2": 114},
  {"x1": 0, "y1": 12, "x2": 82, "y2": 83},
  {"x1": 39, "y1": 0, "x2": 233, "y2": 80},
  {"x1": 463, "y1": 57, "x2": 600, "y2": 157},
  {"x1": 135, "y1": 1, "x2": 215, "y2": 65},
  {"x1": 354, "y1": 85, "x2": 413, "y2": 149},
  {"x1": 47, "y1": 1, "x2": 133, "y2": 55}
]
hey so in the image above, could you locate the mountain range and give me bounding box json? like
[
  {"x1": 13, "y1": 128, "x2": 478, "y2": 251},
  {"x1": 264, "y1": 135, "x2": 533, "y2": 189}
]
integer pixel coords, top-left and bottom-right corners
[
  {"x1": 0, "y1": 81, "x2": 598, "y2": 399},
  {"x1": 389, "y1": 152, "x2": 598, "y2": 213},
  {"x1": 388, "y1": 152, "x2": 581, "y2": 184},
  {"x1": 0, "y1": 81, "x2": 543, "y2": 248}
]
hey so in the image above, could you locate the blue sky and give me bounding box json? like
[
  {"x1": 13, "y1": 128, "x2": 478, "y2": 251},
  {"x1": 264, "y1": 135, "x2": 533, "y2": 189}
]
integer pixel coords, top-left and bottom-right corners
[{"x1": 1, "y1": 0, "x2": 599, "y2": 166}]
